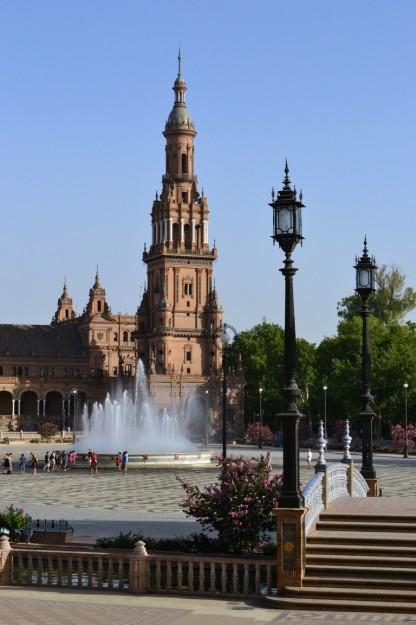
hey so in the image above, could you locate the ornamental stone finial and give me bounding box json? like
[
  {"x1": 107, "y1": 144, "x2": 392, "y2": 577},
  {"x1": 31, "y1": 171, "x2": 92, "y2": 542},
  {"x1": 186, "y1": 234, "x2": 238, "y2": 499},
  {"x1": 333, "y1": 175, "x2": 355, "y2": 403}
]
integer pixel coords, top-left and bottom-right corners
[
  {"x1": 315, "y1": 420, "x2": 327, "y2": 473},
  {"x1": 342, "y1": 419, "x2": 352, "y2": 464}
]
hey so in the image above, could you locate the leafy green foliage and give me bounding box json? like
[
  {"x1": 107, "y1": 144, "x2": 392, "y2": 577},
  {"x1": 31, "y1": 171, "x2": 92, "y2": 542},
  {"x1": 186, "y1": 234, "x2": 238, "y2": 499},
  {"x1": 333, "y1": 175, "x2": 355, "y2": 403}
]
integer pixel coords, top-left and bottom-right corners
[{"x1": 338, "y1": 265, "x2": 416, "y2": 324}]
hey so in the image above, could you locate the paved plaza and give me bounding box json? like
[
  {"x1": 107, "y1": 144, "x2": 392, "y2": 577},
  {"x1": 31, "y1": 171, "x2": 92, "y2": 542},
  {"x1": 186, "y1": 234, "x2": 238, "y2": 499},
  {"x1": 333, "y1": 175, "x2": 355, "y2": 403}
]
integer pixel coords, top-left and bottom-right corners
[
  {"x1": 1, "y1": 587, "x2": 416, "y2": 625},
  {"x1": 1, "y1": 444, "x2": 415, "y2": 541},
  {"x1": 1, "y1": 444, "x2": 416, "y2": 622}
]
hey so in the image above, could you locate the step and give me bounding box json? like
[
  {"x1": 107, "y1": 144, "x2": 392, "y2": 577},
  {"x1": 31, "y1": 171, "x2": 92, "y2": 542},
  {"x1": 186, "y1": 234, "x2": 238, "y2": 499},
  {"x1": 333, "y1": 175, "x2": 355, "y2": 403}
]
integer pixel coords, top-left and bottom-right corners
[
  {"x1": 316, "y1": 520, "x2": 416, "y2": 532},
  {"x1": 266, "y1": 595, "x2": 416, "y2": 613},
  {"x1": 321, "y1": 513, "x2": 416, "y2": 524},
  {"x1": 306, "y1": 553, "x2": 416, "y2": 568},
  {"x1": 307, "y1": 543, "x2": 416, "y2": 557},
  {"x1": 306, "y1": 564, "x2": 416, "y2": 580},
  {"x1": 303, "y1": 576, "x2": 416, "y2": 591},
  {"x1": 284, "y1": 585, "x2": 416, "y2": 603},
  {"x1": 308, "y1": 530, "x2": 416, "y2": 547}
]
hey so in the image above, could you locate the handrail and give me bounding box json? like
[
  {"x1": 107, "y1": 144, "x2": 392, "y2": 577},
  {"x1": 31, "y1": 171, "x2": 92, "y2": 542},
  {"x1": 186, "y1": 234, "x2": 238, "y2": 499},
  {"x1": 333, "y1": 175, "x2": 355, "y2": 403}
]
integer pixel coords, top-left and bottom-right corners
[{"x1": 302, "y1": 462, "x2": 369, "y2": 535}]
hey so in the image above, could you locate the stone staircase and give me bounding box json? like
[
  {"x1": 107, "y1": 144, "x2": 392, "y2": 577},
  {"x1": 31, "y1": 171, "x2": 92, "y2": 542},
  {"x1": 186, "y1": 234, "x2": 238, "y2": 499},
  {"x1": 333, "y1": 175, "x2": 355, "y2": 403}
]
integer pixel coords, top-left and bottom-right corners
[{"x1": 268, "y1": 511, "x2": 416, "y2": 612}]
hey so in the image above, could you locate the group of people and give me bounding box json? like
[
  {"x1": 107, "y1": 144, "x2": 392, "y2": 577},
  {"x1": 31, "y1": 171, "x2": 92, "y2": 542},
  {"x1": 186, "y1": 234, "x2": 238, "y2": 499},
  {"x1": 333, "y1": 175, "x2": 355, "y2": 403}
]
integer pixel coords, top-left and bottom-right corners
[
  {"x1": 114, "y1": 450, "x2": 129, "y2": 474},
  {"x1": 42, "y1": 449, "x2": 77, "y2": 472}
]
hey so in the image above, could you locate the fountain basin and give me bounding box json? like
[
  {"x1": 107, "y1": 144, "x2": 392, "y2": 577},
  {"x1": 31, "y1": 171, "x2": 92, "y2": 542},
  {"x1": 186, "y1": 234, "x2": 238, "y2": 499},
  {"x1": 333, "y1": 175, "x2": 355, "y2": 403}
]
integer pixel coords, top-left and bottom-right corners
[{"x1": 74, "y1": 451, "x2": 213, "y2": 469}]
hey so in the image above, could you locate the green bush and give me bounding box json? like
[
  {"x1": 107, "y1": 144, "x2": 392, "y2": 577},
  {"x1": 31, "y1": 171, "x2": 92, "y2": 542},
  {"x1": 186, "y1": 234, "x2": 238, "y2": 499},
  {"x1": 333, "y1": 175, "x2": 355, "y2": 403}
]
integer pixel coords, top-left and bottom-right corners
[
  {"x1": 0, "y1": 505, "x2": 31, "y2": 540},
  {"x1": 29, "y1": 439, "x2": 40, "y2": 443},
  {"x1": 38, "y1": 422, "x2": 58, "y2": 440},
  {"x1": 2, "y1": 437, "x2": 10, "y2": 445},
  {"x1": 95, "y1": 531, "x2": 276, "y2": 555}
]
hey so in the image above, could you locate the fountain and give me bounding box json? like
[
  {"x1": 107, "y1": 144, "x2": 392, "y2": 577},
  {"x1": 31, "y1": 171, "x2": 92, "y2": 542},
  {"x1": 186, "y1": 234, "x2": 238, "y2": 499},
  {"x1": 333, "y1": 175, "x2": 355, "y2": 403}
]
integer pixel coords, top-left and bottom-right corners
[{"x1": 76, "y1": 360, "x2": 212, "y2": 467}]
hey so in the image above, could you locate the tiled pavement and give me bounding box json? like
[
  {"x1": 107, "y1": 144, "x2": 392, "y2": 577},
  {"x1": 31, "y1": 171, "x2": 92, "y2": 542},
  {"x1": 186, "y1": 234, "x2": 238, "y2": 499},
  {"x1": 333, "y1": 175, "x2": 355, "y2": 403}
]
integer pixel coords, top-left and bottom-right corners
[
  {"x1": 0, "y1": 588, "x2": 416, "y2": 625},
  {"x1": 1, "y1": 446, "x2": 415, "y2": 516}
]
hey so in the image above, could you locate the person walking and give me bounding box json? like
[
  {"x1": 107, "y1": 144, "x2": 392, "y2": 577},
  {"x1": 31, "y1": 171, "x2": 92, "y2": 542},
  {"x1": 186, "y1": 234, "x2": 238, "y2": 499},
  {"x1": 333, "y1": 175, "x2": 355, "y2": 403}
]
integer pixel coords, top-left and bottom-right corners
[
  {"x1": 306, "y1": 448, "x2": 313, "y2": 470},
  {"x1": 43, "y1": 451, "x2": 50, "y2": 472},
  {"x1": 121, "y1": 450, "x2": 128, "y2": 474},
  {"x1": 18, "y1": 453, "x2": 26, "y2": 475},
  {"x1": 31, "y1": 452, "x2": 38, "y2": 475},
  {"x1": 90, "y1": 451, "x2": 98, "y2": 476},
  {"x1": 3, "y1": 453, "x2": 12, "y2": 475}
]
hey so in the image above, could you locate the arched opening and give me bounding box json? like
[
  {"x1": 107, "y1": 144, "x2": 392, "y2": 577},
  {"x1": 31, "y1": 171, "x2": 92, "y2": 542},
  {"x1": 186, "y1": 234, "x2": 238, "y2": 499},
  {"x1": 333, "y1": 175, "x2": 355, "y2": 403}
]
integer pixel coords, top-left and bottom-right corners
[
  {"x1": 20, "y1": 391, "x2": 38, "y2": 416},
  {"x1": 123, "y1": 331, "x2": 128, "y2": 342},
  {"x1": 181, "y1": 153, "x2": 188, "y2": 174},
  {"x1": 184, "y1": 224, "x2": 192, "y2": 249},
  {"x1": 45, "y1": 391, "x2": 62, "y2": 416},
  {"x1": 172, "y1": 223, "x2": 180, "y2": 247},
  {"x1": 0, "y1": 391, "x2": 13, "y2": 415},
  {"x1": 97, "y1": 300, "x2": 102, "y2": 313},
  {"x1": 195, "y1": 224, "x2": 202, "y2": 248}
]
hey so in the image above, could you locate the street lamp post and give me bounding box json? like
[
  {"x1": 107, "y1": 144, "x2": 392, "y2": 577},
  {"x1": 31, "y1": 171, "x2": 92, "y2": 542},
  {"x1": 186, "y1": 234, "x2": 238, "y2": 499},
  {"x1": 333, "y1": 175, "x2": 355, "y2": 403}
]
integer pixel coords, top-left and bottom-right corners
[
  {"x1": 323, "y1": 385, "x2": 328, "y2": 439},
  {"x1": 270, "y1": 162, "x2": 305, "y2": 508},
  {"x1": 258, "y1": 387, "x2": 264, "y2": 449},
  {"x1": 403, "y1": 382, "x2": 409, "y2": 459},
  {"x1": 220, "y1": 327, "x2": 230, "y2": 459},
  {"x1": 71, "y1": 389, "x2": 78, "y2": 444},
  {"x1": 354, "y1": 238, "x2": 377, "y2": 489}
]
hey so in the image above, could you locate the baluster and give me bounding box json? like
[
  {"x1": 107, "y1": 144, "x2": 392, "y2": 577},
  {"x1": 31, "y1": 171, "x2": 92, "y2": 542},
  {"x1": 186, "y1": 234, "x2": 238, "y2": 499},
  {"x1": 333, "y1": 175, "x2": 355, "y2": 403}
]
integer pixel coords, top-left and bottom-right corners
[
  {"x1": 199, "y1": 562, "x2": 204, "y2": 592},
  {"x1": 26, "y1": 554, "x2": 32, "y2": 585},
  {"x1": 87, "y1": 558, "x2": 93, "y2": 589},
  {"x1": 67, "y1": 559, "x2": 73, "y2": 588},
  {"x1": 37, "y1": 557, "x2": 43, "y2": 585},
  {"x1": 177, "y1": 561, "x2": 183, "y2": 590},
  {"x1": 210, "y1": 562, "x2": 216, "y2": 593},
  {"x1": 266, "y1": 563, "x2": 271, "y2": 593},
  {"x1": 47, "y1": 556, "x2": 52, "y2": 584},
  {"x1": 77, "y1": 558, "x2": 83, "y2": 588},
  {"x1": 18, "y1": 552, "x2": 24, "y2": 584},
  {"x1": 188, "y1": 561, "x2": 194, "y2": 593},
  {"x1": 97, "y1": 557, "x2": 103, "y2": 590},
  {"x1": 57, "y1": 556, "x2": 63, "y2": 587},
  {"x1": 254, "y1": 563, "x2": 260, "y2": 594},
  {"x1": 232, "y1": 563, "x2": 238, "y2": 594},
  {"x1": 243, "y1": 563, "x2": 249, "y2": 595},
  {"x1": 118, "y1": 558, "x2": 124, "y2": 590},
  {"x1": 166, "y1": 560, "x2": 172, "y2": 590},
  {"x1": 315, "y1": 420, "x2": 327, "y2": 472},
  {"x1": 155, "y1": 560, "x2": 161, "y2": 590},
  {"x1": 108, "y1": 558, "x2": 113, "y2": 590},
  {"x1": 342, "y1": 419, "x2": 352, "y2": 464},
  {"x1": 221, "y1": 562, "x2": 227, "y2": 594}
]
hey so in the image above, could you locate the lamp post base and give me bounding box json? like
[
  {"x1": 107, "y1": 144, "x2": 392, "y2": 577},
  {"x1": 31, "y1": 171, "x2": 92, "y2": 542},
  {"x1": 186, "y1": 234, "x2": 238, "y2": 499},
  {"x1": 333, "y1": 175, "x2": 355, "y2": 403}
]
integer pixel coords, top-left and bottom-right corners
[{"x1": 365, "y1": 478, "x2": 378, "y2": 497}]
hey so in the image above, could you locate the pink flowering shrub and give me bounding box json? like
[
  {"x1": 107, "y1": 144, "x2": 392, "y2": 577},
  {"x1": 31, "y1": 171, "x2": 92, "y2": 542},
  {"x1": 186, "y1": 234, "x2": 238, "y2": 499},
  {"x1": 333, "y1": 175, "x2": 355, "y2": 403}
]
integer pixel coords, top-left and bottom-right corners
[
  {"x1": 391, "y1": 424, "x2": 416, "y2": 449},
  {"x1": 177, "y1": 455, "x2": 282, "y2": 553},
  {"x1": 245, "y1": 422, "x2": 273, "y2": 445}
]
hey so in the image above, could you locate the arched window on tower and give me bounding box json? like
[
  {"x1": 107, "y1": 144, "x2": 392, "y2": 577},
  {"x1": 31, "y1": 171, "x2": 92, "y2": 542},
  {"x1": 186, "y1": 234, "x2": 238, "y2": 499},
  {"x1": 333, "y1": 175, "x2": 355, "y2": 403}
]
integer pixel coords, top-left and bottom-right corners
[
  {"x1": 97, "y1": 300, "x2": 102, "y2": 313},
  {"x1": 172, "y1": 223, "x2": 180, "y2": 247},
  {"x1": 181, "y1": 153, "x2": 188, "y2": 174},
  {"x1": 195, "y1": 224, "x2": 202, "y2": 248},
  {"x1": 123, "y1": 331, "x2": 128, "y2": 342},
  {"x1": 184, "y1": 224, "x2": 192, "y2": 249}
]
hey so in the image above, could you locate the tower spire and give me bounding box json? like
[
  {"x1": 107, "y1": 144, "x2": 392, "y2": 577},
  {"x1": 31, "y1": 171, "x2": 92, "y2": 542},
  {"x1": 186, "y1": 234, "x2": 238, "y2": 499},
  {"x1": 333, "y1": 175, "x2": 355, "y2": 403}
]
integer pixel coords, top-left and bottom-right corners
[{"x1": 178, "y1": 47, "x2": 182, "y2": 77}]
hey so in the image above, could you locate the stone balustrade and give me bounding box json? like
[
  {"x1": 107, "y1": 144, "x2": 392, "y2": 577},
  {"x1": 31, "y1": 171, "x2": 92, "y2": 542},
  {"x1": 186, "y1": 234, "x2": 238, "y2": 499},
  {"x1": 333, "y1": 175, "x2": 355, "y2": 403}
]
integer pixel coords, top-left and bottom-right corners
[{"x1": 0, "y1": 538, "x2": 276, "y2": 597}]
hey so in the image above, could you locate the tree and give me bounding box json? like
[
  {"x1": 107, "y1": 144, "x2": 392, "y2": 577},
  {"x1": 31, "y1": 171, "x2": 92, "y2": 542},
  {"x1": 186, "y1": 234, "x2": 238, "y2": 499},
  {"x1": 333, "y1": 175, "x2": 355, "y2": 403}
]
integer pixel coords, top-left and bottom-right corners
[
  {"x1": 226, "y1": 321, "x2": 316, "y2": 428},
  {"x1": 337, "y1": 265, "x2": 416, "y2": 324}
]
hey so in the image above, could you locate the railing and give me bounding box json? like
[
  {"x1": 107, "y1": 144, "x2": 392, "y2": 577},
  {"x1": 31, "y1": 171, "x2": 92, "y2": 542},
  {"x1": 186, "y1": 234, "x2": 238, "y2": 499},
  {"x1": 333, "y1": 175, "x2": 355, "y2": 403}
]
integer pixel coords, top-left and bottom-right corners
[
  {"x1": 11, "y1": 546, "x2": 130, "y2": 591},
  {"x1": 326, "y1": 463, "x2": 349, "y2": 504},
  {"x1": 148, "y1": 554, "x2": 276, "y2": 596},
  {"x1": 303, "y1": 472, "x2": 324, "y2": 535},
  {"x1": 1, "y1": 540, "x2": 276, "y2": 597},
  {"x1": 31, "y1": 520, "x2": 73, "y2": 534},
  {"x1": 302, "y1": 462, "x2": 369, "y2": 536}
]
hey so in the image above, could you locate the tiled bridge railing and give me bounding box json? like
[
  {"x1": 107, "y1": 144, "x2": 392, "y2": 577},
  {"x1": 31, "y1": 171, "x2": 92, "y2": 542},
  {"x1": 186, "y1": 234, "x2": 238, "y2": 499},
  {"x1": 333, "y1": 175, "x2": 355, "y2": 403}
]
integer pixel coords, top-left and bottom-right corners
[{"x1": 0, "y1": 539, "x2": 276, "y2": 597}]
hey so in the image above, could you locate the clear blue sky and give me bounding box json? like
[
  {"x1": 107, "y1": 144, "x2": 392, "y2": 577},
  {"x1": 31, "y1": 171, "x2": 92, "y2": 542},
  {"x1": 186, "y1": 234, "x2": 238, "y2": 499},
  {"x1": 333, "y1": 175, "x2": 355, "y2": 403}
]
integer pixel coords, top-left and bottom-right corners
[{"x1": 1, "y1": 0, "x2": 415, "y2": 343}]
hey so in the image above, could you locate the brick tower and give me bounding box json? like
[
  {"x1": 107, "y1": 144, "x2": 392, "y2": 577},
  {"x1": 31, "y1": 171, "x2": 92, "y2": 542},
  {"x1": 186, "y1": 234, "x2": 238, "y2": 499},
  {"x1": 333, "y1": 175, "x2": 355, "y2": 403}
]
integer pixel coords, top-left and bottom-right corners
[{"x1": 136, "y1": 53, "x2": 223, "y2": 379}]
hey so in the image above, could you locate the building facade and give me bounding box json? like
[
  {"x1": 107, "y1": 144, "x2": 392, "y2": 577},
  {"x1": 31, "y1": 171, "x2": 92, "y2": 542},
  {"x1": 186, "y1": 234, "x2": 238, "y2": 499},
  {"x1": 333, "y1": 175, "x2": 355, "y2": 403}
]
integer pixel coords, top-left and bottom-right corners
[{"x1": 0, "y1": 57, "x2": 244, "y2": 439}]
